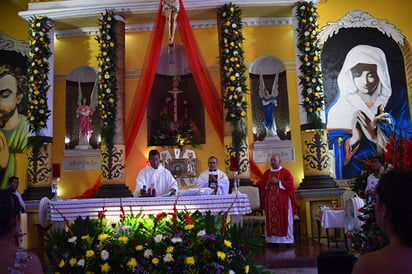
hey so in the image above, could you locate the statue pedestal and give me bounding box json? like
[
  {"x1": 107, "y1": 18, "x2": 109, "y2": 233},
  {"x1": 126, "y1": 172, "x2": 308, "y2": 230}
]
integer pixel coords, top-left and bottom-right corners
[
  {"x1": 252, "y1": 139, "x2": 294, "y2": 162},
  {"x1": 75, "y1": 144, "x2": 93, "y2": 150}
]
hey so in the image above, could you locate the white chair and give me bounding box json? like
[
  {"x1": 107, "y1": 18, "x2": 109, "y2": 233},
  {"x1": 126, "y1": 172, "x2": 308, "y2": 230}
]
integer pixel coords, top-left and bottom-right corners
[{"x1": 237, "y1": 185, "x2": 266, "y2": 232}]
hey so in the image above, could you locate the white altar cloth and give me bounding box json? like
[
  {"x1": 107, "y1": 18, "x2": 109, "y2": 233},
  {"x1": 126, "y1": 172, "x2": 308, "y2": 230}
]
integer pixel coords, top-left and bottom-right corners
[
  {"x1": 49, "y1": 194, "x2": 251, "y2": 222},
  {"x1": 315, "y1": 207, "x2": 345, "y2": 229}
]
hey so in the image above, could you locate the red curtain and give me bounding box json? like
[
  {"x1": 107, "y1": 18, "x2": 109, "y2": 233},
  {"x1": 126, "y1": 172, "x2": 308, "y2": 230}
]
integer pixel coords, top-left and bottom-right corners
[{"x1": 126, "y1": 0, "x2": 223, "y2": 158}]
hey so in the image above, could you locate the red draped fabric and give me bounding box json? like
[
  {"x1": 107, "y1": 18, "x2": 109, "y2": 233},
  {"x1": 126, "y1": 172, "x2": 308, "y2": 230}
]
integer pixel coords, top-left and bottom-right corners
[
  {"x1": 73, "y1": 0, "x2": 224, "y2": 198},
  {"x1": 125, "y1": 2, "x2": 166, "y2": 158},
  {"x1": 126, "y1": 0, "x2": 223, "y2": 158},
  {"x1": 176, "y1": 0, "x2": 224, "y2": 144}
]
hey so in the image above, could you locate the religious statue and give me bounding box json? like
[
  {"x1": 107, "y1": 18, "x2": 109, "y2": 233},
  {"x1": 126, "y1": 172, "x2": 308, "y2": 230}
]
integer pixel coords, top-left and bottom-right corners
[
  {"x1": 162, "y1": 0, "x2": 179, "y2": 47},
  {"x1": 76, "y1": 97, "x2": 94, "y2": 148},
  {"x1": 259, "y1": 72, "x2": 280, "y2": 138},
  {"x1": 164, "y1": 75, "x2": 189, "y2": 134},
  {"x1": 75, "y1": 79, "x2": 97, "y2": 149}
]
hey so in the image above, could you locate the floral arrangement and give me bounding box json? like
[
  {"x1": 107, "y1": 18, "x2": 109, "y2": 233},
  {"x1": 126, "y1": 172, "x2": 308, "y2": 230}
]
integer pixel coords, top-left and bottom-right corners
[
  {"x1": 96, "y1": 10, "x2": 118, "y2": 147},
  {"x1": 27, "y1": 15, "x2": 52, "y2": 136},
  {"x1": 295, "y1": 1, "x2": 325, "y2": 128},
  {"x1": 44, "y1": 205, "x2": 269, "y2": 273},
  {"x1": 347, "y1": 134, "x2": 412, "y2": 255},
  {"x1": 219, "y1": 3, "x2": 248, "y2": 126}
]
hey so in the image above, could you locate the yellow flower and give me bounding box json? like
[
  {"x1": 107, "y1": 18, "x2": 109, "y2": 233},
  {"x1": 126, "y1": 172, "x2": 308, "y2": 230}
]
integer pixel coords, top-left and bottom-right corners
[
  {"x1": 233, "y1": 94, "x2": 238, "y2": 100},
  {"x1": 108, "y1": 98, "x2": 115, "y2": 103},
  {"x1": 58, "y1": 259, "x2": 65, "y2": 268},
  {"x1": 166, "y1": 246, "x2": 174, "y2": 253},
  {"x1": 33, "y1": 69, "x2": 39, "y2": 74},
  {"x1": 81, "y1": 235, "x2": 90, "y2": 241},
  {"x1": 184, "y1": 224, "x2": 194, "y2": 230},
  {"x1": 230, "y1": 75, "x2": 236, "y2": 81},
  {"x1": 100, "y1": 262, "x2": 111, "y2": 273},
  {"x1": 127, "y1": 258, "x2": 138, "y2": 268},
  {"x1": 230, "y1": 7, "x2": 234, "y2": 12},
  {"x1": 305, "y1": 76, "x2": 310, "y2": 82},
  {"x1": 69, "y1": 258, "x2": 77, "y2": 267},
  {"x1": 34, "y1": 90, "x2": 40, "y2": 95},
  {"x1": 217, "y1": 251, "x2": 226, "y2": 260},
  {"x1": 313, "y1": 55, "x2": 319, "y2": 62},
  {"x1": 308, "y1": 108, "x2": 313, "y2": 113},
  {"x1": 39, "y1": 99, "x2": 45, "y2": 104},
  {"x1": 240, "y1": 111, "x2": 246, "y2": 117},
  {"x1": 152, "y1": 257, "x2": 159, "y2": 265},
  {"x1": 118, "y1": 236, "x2": 129, "y2": 244},
  {"x1": 224, "y1": 239, "x2": 232, "y2": 248},
  {"x1": 185, "y1": 256, "x2": 195, "y2": 265},
  {"x1": 86, "y1": 250, "x2": 95, "y2": 258},
  {"x1": 245, "y1": 265, "x2": 250, "y2": 273},
  {"x1": 135, "y1": 245, "x2": 143, "y2": 251},
  {"x1": 225, "y1": 21, "x2": 230, "y2": 26},
  {"x1": 98, "y1": 233, "x2": 109, "y2": 242},
  {"x1": 305, "y1": 97, "x2": 310, "y2": 102}
]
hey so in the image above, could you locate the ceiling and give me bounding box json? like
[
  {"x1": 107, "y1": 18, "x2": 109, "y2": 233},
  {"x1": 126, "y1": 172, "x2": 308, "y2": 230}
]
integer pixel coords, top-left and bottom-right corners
[{"x1": 17, "y1": 0, "x2": 299, "y2": 31}]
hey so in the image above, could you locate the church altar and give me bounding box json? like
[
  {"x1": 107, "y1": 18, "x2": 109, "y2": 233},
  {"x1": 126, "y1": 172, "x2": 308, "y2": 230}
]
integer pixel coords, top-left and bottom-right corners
[{"x1": 48, "y1": 194, "x2": 251, "y2": 222}]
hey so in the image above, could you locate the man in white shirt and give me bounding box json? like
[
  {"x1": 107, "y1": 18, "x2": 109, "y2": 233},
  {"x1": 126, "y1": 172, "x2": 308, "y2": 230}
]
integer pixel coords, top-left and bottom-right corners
[
  {"x1": 196, "y1": 156, "x2": 229, "y2": 195},
  {"x1": 134, "y1": 149, "x2": 178, "y2": 197},
  {"x1": 7, "y1": 176, "x2": 25, "y2": 213}
]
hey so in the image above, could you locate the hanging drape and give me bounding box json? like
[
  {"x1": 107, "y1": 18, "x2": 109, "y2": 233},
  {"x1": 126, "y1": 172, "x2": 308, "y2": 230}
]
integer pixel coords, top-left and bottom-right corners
[
  {"x1": 73, "y1": 0, "x2": 224, "y2": 198},
  {"x1": 126, "y1": 0, "x2": 223, "y2": 158}
]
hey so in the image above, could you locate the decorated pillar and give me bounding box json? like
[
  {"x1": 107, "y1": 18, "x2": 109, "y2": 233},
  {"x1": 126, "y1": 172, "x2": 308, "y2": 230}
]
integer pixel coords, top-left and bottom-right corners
[
  {"x1": 292, "y1": 2, "x2": 337, "y2": 189},
  {"x1": 94, "y1": 12, "x2": 131, "y2": 197},
  {"x1": 22, "y1": 17, "x2": 55, "y2": 200},
  {"x1": 218, "y1": 3, "x2": 250, "y2": 186}
]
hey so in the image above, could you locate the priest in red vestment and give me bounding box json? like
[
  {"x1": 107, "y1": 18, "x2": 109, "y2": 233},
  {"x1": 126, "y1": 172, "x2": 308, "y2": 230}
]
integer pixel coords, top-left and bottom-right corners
[{"x1": 257, "y1": 154, "x2": 297, "y2": 245}]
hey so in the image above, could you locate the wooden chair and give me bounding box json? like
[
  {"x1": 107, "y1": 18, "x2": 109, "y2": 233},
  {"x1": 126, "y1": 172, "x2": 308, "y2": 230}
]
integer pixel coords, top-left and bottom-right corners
[{"x1": 238, "y1": 185, "x2": 266, "y2": 233}]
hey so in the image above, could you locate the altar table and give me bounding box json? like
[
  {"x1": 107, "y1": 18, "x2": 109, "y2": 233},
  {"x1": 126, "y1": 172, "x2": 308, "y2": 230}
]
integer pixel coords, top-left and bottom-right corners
[{"x1": 49, "y1": 194, "x2": 251, "y2": 222}]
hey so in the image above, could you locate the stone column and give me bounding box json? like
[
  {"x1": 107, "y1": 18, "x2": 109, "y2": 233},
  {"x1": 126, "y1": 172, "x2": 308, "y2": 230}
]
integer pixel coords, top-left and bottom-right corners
[
  {"x1": 23, "y1": 19, "x2": 55, "y2": 200},
  {"x1": 292, "y1": 5, "x2": 337, "y2": 189},
  {"x1": 94, "y1": 14, "x2": 132, "y2": 197}
]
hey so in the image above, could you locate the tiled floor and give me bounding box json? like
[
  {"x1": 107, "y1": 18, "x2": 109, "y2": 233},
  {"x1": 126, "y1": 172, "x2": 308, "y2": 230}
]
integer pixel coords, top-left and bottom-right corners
[{"x1": 254, "y1": 236, "x2": 349, "y2": 272}]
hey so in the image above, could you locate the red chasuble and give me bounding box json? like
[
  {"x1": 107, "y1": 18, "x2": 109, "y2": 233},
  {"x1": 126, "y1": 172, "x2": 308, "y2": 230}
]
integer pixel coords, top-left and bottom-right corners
[{"x1": 257, "y1": 168, "x2": 297, "y2": 236}]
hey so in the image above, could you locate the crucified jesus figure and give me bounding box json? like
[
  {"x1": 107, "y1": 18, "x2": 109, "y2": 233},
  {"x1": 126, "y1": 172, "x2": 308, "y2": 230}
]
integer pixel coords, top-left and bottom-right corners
[{"x1": 162, "y1": 0, "x2": 179, "y2": 46}]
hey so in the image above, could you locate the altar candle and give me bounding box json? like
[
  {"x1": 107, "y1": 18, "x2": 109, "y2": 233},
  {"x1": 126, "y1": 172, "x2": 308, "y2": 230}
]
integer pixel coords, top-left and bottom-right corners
[
  {"x1": 52, "y1": 163, "x2": 61, "y2": 178},
  {"x1": 19, "y1": 213, "x2": 28, "y2": 249}
]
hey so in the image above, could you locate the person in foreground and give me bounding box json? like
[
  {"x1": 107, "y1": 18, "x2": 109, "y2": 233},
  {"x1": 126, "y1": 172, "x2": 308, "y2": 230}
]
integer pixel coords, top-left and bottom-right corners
[
  {"x1": 352, "y1": 168, "x2": 412, "y2": 274},
  {"x1": 0, "y1": 190, "x2": 43, "y2": 273},
  {"x1": 134, "y1": 149, "x2": 178, "y2": 197},
  {"x1": 196, "y1": 156, "x2": 229, "y2": 195},
  {"x1": 257, "y1": 154, "x2": 297, "y2": 246}
]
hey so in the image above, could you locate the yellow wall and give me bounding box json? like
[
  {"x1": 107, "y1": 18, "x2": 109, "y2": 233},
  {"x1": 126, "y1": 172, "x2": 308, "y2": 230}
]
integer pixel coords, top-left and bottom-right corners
[{"x1": 1, "y1": 0, "x2": 410, "y2": 198}]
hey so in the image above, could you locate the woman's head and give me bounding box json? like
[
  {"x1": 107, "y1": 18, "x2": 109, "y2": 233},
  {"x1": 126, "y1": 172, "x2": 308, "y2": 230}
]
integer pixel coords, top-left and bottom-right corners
[
  {"x1": 337, "y1": 45, "x2": 392, "y2": 105},
  {"x1": 376, "y1": 168, "x2": 412, "y2": 246},
  {"x1": 0, "y1": 190, "x2": 21, "y2": 236},
  {"x1": 350, "y1": 63, "x2": 379, "y2": 95}
]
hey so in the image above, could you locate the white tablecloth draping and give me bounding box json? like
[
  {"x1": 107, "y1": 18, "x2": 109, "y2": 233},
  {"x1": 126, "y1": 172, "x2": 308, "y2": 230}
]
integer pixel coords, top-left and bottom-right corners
[
  {"x1": 315, "y1": 207, "x2": 345, "y2": 229},
  {"x1": 49, "y1": 194, "x2": 251, "y2": 222}
]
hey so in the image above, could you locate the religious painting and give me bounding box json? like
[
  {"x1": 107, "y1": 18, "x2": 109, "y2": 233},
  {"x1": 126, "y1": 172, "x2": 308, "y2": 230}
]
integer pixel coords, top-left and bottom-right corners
[
  {"x1": 0, "y1": 32, "x2": 30, "y2": 189},
  {"x1": 320, "y1": 10, "x2": 412, "y2": 179},
  {"x1": 147, "y1": 73, "x2": 205, "y2": 147}
]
